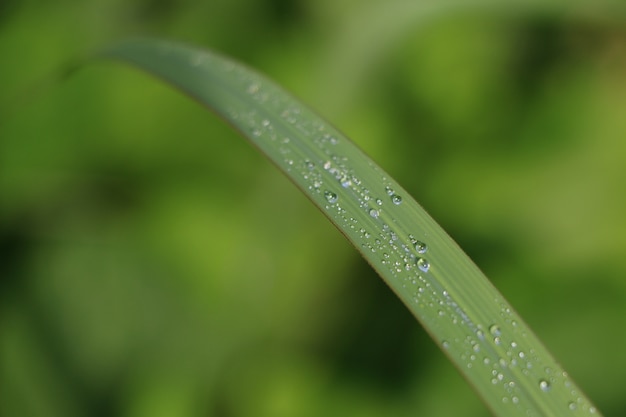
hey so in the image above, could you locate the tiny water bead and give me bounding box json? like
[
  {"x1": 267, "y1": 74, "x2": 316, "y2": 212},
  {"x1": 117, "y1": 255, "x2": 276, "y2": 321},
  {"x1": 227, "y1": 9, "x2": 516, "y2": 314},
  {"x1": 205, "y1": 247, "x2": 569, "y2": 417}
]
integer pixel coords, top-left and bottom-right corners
[
  {"x1": 324, "y1": 191, "x2": 338, "y2": 204},
  {"x1": 416, "y1": 257, "x2": 430, "y2": 272},
  {"x1": 369, "y1": 209, "x2": 380, "y2": 218},
  {"x1": 391, "y1": 194, "x2": 403, "y2": 205},
  {"x1": 489, "y1": 324, "x2": 502, "y2": 337},
  {"x1": 539, "y1": 379, "x2": 551, "y2": 392},
  {"x1": 323, "y1": 133, "x2": 339, "y2": 145},
  {"x1": 414, "y1": 241, "x2": 427, "y2": 254}
]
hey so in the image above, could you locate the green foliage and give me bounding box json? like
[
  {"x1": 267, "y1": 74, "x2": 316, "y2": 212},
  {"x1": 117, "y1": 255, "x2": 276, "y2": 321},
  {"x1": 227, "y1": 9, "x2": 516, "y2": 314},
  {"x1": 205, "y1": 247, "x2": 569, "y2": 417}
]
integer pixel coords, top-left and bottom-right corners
[
  {"x1": 102, "y1": 37, "x2": 602, "y2": 417},
  {"x1": 2, "y1": 1, "x2": 626, "y2": 417}
]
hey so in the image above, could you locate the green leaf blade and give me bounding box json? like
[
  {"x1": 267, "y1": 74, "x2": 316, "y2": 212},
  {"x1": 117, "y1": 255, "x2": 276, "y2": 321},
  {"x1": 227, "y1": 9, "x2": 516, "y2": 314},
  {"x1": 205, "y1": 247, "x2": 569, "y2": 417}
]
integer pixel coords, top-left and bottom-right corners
[{"x1": 101, "y1": 38, "x2": 601, "y2": 417}]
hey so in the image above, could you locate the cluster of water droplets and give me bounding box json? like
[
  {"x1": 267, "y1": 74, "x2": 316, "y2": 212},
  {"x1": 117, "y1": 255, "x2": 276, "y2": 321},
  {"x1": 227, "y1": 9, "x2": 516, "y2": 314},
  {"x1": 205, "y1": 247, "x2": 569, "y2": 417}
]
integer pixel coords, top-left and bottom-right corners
[
  {"x1": 440, "y1": 307, "x2": 599, "y2": 415},
  {"x1": 181, "y1": 47, "x2": 600, "y2": 417},
  {"x1": 234, "y1": 71, "x2": 449, "y2": 319}
]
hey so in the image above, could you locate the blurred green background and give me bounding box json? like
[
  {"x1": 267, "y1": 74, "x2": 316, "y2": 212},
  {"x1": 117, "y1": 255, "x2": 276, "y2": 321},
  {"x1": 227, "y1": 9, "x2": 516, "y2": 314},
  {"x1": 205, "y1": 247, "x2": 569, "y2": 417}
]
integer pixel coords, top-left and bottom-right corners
[{"x1": 1, "y1": 1, "x2": 626, "y2": 416}]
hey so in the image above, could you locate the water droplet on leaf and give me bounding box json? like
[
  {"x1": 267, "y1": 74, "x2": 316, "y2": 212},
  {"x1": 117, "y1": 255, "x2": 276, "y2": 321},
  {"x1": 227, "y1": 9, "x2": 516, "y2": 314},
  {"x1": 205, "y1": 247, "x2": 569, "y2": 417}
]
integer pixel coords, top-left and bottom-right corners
[
  {"x1": 489, "y1": 324, "x2": 502, "y2": 337},
  {"x1": 416, "y1": 257, "x2": 430, "y2": 272},
  {"x1": 324, "y1": 191, "x2": 338, "y2": 203},
  {"x1": 414, "y1": 241, "x2": 427, "y2": 254}
]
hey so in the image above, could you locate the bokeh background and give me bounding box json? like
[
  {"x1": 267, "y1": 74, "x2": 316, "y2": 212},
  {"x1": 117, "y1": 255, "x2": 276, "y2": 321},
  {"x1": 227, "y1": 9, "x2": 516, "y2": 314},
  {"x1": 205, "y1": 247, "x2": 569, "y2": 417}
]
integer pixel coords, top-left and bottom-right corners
[{"x1": 2, "y1": 1, "x2": 626, "y2": 416}]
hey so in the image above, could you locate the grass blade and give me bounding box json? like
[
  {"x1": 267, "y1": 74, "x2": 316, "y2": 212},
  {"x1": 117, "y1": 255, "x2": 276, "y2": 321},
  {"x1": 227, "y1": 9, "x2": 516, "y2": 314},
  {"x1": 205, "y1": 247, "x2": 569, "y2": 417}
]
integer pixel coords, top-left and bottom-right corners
[{"x1": 100, "y1": 38, "x2": 601, "y2": 417}]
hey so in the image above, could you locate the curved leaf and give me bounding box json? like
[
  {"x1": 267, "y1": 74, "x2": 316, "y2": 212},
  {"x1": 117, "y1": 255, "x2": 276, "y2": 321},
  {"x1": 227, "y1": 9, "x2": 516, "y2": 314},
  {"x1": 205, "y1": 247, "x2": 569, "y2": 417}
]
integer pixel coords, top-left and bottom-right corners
[{"x1": 100, "y1": 38, "x2": 601, "y2": 417}]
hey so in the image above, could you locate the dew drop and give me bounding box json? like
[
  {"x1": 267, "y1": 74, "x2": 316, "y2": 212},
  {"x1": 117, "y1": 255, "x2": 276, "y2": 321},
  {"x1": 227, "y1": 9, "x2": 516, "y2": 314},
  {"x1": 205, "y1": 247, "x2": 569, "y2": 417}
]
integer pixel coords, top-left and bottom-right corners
[
  {"x1": 385, "y1": 186, "x2": 394, "y2": 195},
  {"x1": 414, "y1": 241, "x2": 427, "y2": 254},
  {"x1": 324, "y1": 191, "x2": 338, "y2": 204},
  {"x1": 375, "y1": 198, "x2": 383, "y2": 206},
  {"x1": 489, "y1": 324, "x2": 502, "y2": 337},
  {"x1": 369, "y1": 209, "x2": 380, "y2": 218},
  {"x1": 391, "y1": 194, "x2": 403, "y2": 205},
  {"x1": 539, "y1": 379, "x2": 551, "y2": 392},
  {"x1": 442, "y1": 340, "x2": 450, "y2": 349},
  {"x1": 416, "y1": 257, "x2": 430, "y2": 272},
  {"x1": 568, "y1": 402, "x2": 577, "y2": 411}
]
